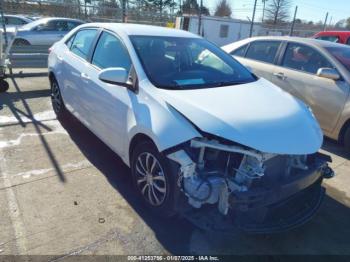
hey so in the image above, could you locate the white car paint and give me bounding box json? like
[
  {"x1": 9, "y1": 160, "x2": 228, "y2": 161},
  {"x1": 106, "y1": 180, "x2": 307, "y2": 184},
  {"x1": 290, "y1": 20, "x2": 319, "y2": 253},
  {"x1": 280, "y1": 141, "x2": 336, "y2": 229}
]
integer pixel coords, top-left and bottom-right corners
[
  {"x1": 48, "y1": 23, "x2": 323, "y2": 167},
  {"x1": 159, "y1": 78, "x2": 323, "y2": 155}
]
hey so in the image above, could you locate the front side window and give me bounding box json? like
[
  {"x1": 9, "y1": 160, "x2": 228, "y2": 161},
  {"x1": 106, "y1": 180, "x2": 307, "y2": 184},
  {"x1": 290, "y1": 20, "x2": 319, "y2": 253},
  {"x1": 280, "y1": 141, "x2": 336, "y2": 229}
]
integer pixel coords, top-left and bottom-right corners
[
  {"x1": 130, "y1": 36, "x2": 256, "y2": 90},
  {"x1": 346, "y1": 37, "x2": 350, "y2": 46},
  {"x1": 282, "y1": 43, "x2": 333, "y2": 74},
  {"x1": 92, "y1": 32, "x2": 131, "y2": 70},
  {"x1": 326, "y1": 46, "x2": 350, "y2": 73},
  {"x1": 231, "y1": 44, "x2": 248, "y2": 57},
  {"x1": 70, "y1": 29, "x2": 97, "y2": 60},
  {"x1": 67, "y1": 21, "x2": 82, "y2": 31},
  {"x1": 245, "y1": 41, "x2": 281, "y2": 64}
]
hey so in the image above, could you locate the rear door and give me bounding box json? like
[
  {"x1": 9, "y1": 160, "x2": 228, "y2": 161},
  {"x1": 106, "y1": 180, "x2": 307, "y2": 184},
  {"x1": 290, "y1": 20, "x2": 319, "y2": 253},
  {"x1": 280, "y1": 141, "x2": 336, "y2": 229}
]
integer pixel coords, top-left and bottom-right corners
[
  {"x1": 30, "y1": 20, "x2": 68, "y2": 45},
  {"x1": 271, "y1": 42, "x2": 348, "y2": 133},
  {"x1": 230, "y1": 40, "x2": 282, "y2": 81},
  {"x1": 60, "y1": 28, "x2": 98, "y2": 125}
]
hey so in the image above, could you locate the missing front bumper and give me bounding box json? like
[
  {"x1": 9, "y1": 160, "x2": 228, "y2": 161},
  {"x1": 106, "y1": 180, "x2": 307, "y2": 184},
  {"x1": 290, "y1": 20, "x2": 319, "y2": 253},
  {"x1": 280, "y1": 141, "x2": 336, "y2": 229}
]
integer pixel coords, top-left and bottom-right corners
[{"x1": 182, "y1": 159, "x2": 329, "y2": 234}]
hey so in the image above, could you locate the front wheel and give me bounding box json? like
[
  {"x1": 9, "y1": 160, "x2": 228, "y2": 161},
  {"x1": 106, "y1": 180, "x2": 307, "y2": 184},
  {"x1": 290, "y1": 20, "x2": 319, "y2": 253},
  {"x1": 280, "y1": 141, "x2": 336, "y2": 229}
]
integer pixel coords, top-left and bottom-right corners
[{"x1": 131, "y1": 141, "x2": 178, "y2": 217}]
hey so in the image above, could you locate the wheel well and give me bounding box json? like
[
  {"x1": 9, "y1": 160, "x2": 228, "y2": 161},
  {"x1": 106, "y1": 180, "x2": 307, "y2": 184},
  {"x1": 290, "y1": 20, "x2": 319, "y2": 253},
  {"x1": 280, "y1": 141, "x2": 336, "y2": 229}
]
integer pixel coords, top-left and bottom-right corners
[
  {"x1": 49, "y1": 72, "x2": 56, "y2": 82},
  {"x1": 339, "y1": 119, "x2": 350, "y2": 144},
  {"x1": 14, "y1": 38, "x2": 30, "y2": 44},
  {"x1": 129, "y1": 133, "x2": 156, "y2": 162}
]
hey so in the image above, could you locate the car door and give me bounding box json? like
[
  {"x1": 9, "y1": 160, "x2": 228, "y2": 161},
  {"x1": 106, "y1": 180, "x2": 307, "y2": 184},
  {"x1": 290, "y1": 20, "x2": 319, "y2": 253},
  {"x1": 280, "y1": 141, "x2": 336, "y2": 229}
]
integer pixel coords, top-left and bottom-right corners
[
  {"x1": 230, "y1": 40, "x2": 282, "y2": 81},
  {"x1": 80, "y1": 31, "x2": 133, "y2": 156},
  {"x1": 60, "y1": 28, "x2": 98, "y2": 126},
  {"x1": 271, "y1": 42, "x2": 348, "y2": 133}
]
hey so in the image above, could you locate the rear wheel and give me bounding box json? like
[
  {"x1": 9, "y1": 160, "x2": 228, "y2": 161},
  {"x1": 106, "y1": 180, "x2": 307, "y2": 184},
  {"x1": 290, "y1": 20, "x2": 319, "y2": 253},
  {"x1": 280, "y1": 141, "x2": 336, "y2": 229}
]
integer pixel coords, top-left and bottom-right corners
[
  {"x1": 131, "y1": 141, "x2": 178, "y2": 217},
  {"x1": 13, "y1": 39, "x2": 30, "y2": 46},
  {"x1": 50, "y1": 77, "x2": 65, "y2": 118},
  {"x1": 343, "y1": 126, "x2": 350, "y2": 151}
]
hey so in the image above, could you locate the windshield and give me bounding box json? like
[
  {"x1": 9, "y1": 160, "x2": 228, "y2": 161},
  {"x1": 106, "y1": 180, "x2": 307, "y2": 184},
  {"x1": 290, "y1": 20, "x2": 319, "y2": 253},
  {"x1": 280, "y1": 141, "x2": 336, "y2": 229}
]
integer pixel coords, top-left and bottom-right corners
[
  {"x1": 326, "y1": 46, "x2": 350, "y2": 72},
  {"x1": 130, "y1": 36, "x2": 256, "y2": 89}
]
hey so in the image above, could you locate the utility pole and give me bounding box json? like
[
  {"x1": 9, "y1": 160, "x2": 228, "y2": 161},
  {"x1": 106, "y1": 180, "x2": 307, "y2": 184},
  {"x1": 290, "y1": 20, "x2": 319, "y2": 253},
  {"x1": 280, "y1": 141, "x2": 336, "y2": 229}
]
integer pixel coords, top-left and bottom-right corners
[
  {"x1": 197, "y1": 0, "x2": 203, "y2": 35},
  {"x1": 249, "y1": 0, "x2": 258, "y2": 37},
  {"x1": 262, "y1": 0, "x2": 267, "y2": 23},
  {"x1": 122, "y1": 0, "x2": 126, "y2": 23},
  {"x1": 329, "y1": 16, "x2": 333, "y2": 28},
  {"x1": 323, "y1": 12, "x2": 329, "y2": 31},
  {"x1": 289, "y1": 5, "x2": 298, "y2": 36}
]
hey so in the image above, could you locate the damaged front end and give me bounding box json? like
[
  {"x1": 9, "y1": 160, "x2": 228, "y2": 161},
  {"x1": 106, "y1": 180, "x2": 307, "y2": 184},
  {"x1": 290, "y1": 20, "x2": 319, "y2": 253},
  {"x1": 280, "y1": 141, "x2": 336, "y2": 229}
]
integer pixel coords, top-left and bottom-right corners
[{"x1": 166, "y1": 137, "x2": 334, "y2": 233}]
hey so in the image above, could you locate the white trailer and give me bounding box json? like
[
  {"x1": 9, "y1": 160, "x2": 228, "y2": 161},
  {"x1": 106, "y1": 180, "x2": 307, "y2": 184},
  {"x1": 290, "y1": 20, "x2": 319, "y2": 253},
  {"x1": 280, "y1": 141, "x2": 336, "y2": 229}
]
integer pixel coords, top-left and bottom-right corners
[{"x1": 176, "y1": 15, "x2": 263, "y2": 47}]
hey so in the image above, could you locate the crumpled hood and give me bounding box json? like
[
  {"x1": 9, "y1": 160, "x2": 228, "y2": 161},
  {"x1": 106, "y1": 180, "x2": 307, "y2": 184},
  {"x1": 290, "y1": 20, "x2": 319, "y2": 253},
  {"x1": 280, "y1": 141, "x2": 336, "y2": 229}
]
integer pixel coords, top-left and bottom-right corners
[{"x1": 157, "y1": 78, "x2": 323, "y2": 155}]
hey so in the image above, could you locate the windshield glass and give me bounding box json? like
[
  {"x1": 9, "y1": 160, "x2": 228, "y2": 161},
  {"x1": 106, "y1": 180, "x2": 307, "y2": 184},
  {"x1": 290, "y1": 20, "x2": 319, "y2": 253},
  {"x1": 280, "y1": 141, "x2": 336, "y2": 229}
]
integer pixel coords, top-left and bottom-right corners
[
  {"x1": 130, "y1": 36, "x2": 256, "y2": 89},
  {"x1": 326, "y1": 46, "x2": 350, "y2": 72}
]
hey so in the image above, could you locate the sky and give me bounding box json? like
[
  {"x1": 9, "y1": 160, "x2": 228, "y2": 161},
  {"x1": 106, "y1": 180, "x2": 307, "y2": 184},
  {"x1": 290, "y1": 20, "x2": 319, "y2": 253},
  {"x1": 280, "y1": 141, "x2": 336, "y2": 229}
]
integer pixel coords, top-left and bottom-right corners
[{"x1": 203, "y1": 0, "x2": 349, "y2": 25}]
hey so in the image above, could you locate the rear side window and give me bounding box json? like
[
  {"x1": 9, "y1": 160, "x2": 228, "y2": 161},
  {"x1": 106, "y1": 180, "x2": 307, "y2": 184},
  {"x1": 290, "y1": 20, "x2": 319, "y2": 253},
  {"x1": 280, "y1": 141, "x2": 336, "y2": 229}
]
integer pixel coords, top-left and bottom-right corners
[
  {"x1": 245, "y1": 41, "x2": 280, "y2": 64},
  {"x1": 92, "y1": 31, "x2": 131, "y2": 70},
  {"x1": 282, "y1": 43, "x2": 332, "y2": 74},
  {"x1": 6, "y1": 17, "x2": 27, "y2": 25},
  {"x1": 316, "y1": 35, "x2": 339, "y2": 43},
  {"x1": 230, "y1": 44, "x2": 248, "y2": 57},
  {"x1": 70, "y1": 29, "x2": 97, "y2": 60}
]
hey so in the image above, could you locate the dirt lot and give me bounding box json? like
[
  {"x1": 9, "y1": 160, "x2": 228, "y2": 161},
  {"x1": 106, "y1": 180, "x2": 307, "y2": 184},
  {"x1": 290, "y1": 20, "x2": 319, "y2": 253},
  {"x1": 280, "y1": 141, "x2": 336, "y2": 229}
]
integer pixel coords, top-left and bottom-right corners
[{"x1": 1, "y1": 72, "x2": 350, "y2": 258}]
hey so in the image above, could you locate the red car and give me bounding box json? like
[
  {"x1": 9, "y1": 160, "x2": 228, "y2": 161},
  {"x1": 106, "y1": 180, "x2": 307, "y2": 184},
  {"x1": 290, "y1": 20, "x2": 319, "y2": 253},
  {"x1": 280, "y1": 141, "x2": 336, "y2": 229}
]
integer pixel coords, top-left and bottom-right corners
[{"x1": 313, "y1": 31, "x2": 350, "y2": 45}]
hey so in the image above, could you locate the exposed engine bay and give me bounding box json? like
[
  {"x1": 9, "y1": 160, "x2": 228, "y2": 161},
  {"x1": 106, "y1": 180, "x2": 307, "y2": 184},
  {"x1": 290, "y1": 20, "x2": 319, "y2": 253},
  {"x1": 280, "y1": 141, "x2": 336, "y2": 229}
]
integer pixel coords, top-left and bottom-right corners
[{"x1": 167, "y1": 137, "x2": 334, "y2": 233}]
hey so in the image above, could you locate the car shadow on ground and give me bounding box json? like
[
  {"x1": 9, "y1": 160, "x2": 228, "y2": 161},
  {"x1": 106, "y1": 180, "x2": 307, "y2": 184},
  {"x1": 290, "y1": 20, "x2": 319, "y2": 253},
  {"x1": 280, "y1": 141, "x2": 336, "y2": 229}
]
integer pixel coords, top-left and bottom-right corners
[
  {"x1": 58, "y1": 112, "x2": 196, "y2": 254},
  {"x1": 322, "y1": 137, "x2": 350, "y2": 160},
  {"x1": 59, "y1": 111, "x2": 350, "y2": 255}
]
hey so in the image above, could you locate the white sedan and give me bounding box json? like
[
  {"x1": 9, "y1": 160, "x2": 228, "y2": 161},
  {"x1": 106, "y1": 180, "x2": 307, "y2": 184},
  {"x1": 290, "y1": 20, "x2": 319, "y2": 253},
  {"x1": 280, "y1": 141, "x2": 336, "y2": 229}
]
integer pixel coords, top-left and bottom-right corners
[{"x1": 48, "y1": 23, "x2": 333, "y2": 233}]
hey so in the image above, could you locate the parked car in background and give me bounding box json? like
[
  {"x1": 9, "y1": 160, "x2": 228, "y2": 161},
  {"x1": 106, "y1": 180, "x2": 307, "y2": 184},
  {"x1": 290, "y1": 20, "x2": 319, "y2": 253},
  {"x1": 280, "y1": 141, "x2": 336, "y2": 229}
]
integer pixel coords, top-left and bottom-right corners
[
  {"x1": 223, "y1": 36, "x2": 350, "y2": 149},
  {"x1": 0, "y1": 14, "x2": 33, "y2": 28},
  {"x1": 11, "y1": 17, "x2": 84, "y2": 46},
  {"x1": 49, "y1": 24, "x2": 333, "y2": 233},
  {"x1": 313, "y1": 31, "x2": 350, "y2": 45}
]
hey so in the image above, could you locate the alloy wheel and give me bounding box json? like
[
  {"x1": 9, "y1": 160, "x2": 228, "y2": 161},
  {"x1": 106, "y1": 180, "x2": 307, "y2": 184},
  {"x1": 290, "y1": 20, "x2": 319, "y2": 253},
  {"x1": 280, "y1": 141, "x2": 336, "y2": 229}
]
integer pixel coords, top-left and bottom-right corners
[
  {"x1": 135, "y1": 152, "x2": 167, "y2": 206},
  {"x1": 51, "y1": 81, "x2": 62, "y2": 114}
]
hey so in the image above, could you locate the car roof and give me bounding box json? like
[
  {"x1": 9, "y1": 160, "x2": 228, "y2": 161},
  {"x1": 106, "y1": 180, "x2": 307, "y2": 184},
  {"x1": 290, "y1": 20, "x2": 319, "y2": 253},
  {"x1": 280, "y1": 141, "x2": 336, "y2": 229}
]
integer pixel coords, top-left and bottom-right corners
[
  {"x1": 241, "y1": 36, "x2": 346, "y2": 48},
  {"x1": 80, "y1": 23, "x2": 200, "y2": 38},
  {"x1": 315, "y1": 31, "x2": 350, "y2": 36},
  {"x1": 37, "y1": 17, "x2": 84, "y2": 23}
]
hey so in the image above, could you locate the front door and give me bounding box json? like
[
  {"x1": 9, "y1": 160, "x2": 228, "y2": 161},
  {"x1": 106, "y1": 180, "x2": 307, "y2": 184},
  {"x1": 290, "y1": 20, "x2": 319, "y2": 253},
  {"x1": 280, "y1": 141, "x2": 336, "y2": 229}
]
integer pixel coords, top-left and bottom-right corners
[{"x1": 271, "y1": 42, "x2": 349, "y2": 134}]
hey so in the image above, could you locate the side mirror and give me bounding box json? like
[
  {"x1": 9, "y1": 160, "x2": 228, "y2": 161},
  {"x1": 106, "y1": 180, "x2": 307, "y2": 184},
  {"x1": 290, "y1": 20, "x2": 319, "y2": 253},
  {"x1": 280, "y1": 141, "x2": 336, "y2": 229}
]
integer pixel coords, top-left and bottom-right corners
[
  {"x1": 98, "y1": 67, "x2": 129, "y2": 86},
  {"x1": 317, "y1": 68, "x2": 340, "y2": 81}
]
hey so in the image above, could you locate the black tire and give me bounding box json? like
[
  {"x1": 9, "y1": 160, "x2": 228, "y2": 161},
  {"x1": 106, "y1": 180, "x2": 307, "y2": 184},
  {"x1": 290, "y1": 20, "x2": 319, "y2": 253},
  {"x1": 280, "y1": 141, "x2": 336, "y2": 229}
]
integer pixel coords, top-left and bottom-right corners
[
  {"x1": 343, "y1": 126, "x2": 350, "y2": 151},
  {"x1": 0, "y1": 79, "x2": 9, "y2": 93},
  {"x1": 50, "y1": 77, "x2": 65, "y2": 118},
  {"x1": 131, "y1": 141, "x2": 178, "y2": 217},
  {"x1": 13, "y1": 39, "x2": 30, "y2": 46}
]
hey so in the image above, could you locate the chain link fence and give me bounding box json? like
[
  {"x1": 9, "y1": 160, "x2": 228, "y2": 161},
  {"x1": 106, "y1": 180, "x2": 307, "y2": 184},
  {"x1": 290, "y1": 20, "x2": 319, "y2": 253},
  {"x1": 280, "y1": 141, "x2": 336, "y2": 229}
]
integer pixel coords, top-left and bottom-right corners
[{"x1": 3, "y1": 0, "x2": 176, "y2": 26}]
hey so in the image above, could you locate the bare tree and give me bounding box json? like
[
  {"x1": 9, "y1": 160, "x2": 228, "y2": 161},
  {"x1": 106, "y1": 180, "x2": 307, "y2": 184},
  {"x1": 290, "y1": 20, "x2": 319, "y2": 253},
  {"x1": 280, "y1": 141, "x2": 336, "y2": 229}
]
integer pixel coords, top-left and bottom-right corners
[
  {"x1": 145, "y1": 0, "x2": 176, "y2": 13},
  {"x1": 265, "y1": 0, "x2": 291, "y2": 25},
  {"x1": 182, "y1": 0, "x2": 209, "y2": 15},
  {"x1": 214, "y1": 0, "x2": 232, "y2": 18}
]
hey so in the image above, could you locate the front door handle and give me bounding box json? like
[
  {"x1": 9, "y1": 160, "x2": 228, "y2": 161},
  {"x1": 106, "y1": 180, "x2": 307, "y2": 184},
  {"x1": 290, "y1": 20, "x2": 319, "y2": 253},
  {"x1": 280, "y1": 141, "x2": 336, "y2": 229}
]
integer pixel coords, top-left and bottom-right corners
[
  {"x1": 273, "y1": 72, "x2": 287, "y2": 80},
  {"x1": 81, "y1": 72, "x2": 90, "y2": 80}
]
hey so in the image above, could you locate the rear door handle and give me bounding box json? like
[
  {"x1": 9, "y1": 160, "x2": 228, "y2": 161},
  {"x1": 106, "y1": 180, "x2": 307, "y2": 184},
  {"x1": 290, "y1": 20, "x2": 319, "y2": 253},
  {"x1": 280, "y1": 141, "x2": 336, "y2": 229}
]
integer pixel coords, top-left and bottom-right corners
[
  {"x1": 57, "y1": 55, "x2": 64, "y2": 61},
  {"x1": 273, "y1": 72, "x2": 287, "y2": 80}
]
